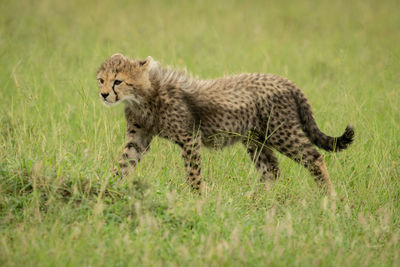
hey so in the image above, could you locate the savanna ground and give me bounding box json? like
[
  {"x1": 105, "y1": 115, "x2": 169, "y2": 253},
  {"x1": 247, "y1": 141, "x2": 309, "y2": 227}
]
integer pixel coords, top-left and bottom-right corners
[{"x1": 0, "y1": 0, "x2": 399, "y2": 266}]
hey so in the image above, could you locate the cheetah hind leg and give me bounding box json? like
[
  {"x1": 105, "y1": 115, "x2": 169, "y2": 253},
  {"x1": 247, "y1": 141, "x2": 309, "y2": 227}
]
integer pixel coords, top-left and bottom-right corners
[
  {"x1": 245, "y1": 142, "x2": 281, "y2": 191},
  {"x1": 310, "y1": 155, "x2": 337, "y2": 198},
  {"x1": 268, "y1": 125, "x2": 337, "y2": 197}
]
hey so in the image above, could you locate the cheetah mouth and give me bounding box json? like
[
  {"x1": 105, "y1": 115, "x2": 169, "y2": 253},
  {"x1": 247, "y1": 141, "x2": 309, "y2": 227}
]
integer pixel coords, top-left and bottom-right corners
[
  {"x1": 100, "y1": 95, "x2": 140, "y2": 107},
  {"x1": 101, "y1": 99, "x2": 119, "y2": 106}
]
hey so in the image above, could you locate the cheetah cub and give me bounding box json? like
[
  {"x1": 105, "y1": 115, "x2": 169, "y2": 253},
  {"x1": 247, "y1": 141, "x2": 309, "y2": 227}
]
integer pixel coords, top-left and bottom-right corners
[{"x1": 96, "y1": 54, "x2": 354, "y2": 195}]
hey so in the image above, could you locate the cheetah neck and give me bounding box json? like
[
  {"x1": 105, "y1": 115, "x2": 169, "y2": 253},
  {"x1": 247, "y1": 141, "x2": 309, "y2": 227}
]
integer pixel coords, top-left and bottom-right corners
[{"x1": 148, "y1": 63, "x2": 211, "y2": 92}]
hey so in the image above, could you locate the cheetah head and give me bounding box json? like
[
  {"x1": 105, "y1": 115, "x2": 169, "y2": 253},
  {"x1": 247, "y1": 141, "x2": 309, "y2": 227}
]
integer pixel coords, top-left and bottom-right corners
[{"x1": 96, "y1": 53, "x2": 155, "y2": 106}]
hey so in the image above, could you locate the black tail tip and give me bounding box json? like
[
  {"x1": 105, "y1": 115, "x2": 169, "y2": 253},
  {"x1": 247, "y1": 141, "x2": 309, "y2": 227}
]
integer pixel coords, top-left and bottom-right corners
[{"x1": 336, "y1": 124, "x2": 355, "y2": 151}]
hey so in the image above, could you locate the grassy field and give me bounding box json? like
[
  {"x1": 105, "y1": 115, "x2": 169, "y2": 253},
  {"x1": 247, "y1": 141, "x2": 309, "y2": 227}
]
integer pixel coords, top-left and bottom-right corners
[{"x1": 0, "y1": 0, "x2": 399, "y2": 265}]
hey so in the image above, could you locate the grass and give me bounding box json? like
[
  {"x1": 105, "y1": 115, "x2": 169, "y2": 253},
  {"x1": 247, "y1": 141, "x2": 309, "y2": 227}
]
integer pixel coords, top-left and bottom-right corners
[{"x1": 0, "y1": 0, "x2": 399, "y2": 265}]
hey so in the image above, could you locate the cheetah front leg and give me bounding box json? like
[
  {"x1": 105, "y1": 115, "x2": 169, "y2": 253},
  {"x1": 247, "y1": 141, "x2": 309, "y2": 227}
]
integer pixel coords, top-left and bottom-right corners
[
  {"x1": 114, "y1": 123, "x2": 152, "y2": 177},
  {"x1": 177, "y1": 134, "x2": 202, "y2": 192}
]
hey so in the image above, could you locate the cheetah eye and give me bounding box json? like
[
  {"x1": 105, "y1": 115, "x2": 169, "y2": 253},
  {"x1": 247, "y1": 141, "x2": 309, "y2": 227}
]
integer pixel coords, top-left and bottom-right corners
[
  {"x1": 114, "y1": 80, "x2": 123, "y2": 86},
  {"x1": 98, "y1": 78, "x2": 104, "y2": 84}
]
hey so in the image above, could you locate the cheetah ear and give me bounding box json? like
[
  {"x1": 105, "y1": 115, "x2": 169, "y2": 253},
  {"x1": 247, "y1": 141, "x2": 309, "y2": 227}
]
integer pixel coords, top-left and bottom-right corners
[
  {"x1": 111, "y1": 53, "x2": 125, "y2": 59},
  {"x1": 139, "y1": 56, "x2": 155, "y2": 70}
]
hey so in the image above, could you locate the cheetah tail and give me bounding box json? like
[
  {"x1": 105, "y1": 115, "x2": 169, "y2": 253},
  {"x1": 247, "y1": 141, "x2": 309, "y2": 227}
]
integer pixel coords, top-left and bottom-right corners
[{"x1": 292, "y1": 89, "x2": 355, "y2": 152}]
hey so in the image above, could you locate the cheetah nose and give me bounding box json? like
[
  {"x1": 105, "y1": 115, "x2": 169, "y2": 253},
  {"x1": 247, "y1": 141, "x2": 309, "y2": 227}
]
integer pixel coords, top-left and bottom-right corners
[{"x1": 101, "y1": 93, "x2": 109, "y2": 99}]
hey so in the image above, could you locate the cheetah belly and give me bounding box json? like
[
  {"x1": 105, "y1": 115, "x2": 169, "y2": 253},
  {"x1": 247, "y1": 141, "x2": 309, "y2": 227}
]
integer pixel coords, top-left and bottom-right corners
[{"x1": 199, "y1": 113, "x2": 254, "y2": 148}]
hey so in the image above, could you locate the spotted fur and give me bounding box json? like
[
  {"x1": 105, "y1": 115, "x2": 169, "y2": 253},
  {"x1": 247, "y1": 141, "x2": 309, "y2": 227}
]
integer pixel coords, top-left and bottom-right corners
[{"x1": 96, "y1": 54, "x2": 354, "y2": 195}]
